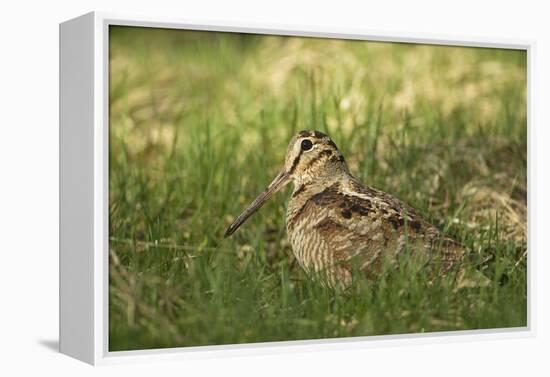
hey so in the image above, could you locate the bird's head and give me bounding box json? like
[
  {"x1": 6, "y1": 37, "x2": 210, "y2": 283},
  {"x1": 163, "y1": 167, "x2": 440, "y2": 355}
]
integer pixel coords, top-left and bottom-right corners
[
  {"x1": 224, "y1": 130, "x2": 349, "y2": 237},
  {"x1": 282, "y1": 130, "x2": 349, "y2": 185}
]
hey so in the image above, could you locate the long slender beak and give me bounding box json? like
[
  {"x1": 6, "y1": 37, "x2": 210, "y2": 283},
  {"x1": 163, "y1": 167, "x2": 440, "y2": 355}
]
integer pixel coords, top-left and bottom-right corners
[{"x1": 224, "y1": 170, "x2": 290, "y2": 237}]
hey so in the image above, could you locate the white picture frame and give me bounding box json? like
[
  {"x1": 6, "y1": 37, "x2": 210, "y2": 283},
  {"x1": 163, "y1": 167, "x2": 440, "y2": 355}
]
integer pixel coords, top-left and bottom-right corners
[{"x1": 59, "y1": 11, "x2": 534, "y2": 365}]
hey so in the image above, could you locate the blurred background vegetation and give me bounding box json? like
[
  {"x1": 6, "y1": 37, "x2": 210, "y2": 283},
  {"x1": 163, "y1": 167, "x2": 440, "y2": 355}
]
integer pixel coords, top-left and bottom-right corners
[{"x1": 108, "y1": 26, "x2": 527, "y2": 351}]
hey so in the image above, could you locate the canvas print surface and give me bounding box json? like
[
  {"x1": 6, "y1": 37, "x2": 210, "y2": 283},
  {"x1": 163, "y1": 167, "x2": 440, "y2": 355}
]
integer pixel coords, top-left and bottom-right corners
[{"x1": 108, "y1": 26, "x2": 527, "y2": 351}]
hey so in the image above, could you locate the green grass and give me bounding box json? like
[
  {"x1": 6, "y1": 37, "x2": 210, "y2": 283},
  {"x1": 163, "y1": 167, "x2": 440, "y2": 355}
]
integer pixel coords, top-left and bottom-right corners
[{"x1": 108, "y1": 26, "x2": 527, "y2": 351}]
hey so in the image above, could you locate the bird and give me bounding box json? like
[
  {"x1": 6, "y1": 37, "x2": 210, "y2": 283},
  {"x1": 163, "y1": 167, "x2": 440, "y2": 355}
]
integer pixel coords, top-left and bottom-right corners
[{"x1": 224, "y1": 130, "x2": 469, "y2": 287}]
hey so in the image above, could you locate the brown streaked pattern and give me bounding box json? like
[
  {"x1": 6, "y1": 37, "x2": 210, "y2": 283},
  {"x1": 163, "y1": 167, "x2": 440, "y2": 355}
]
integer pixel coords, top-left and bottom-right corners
[
  {"x1": 315, "y1": 217, "x2": 347, "y2": 236},
  {"x1": 226, "y1": 130, "x2": 470, "y2": 288},
  {"x1": 326, "y1": 139, "x2": 338, "y2": 150},
  {"x1": 291, "y1": 184, "x2": 308, "y2": 198},
  {"x1": 288, "y1": 151, "x2": 303, "y2": 174},
  {"x1": 330, "y1": 154, "x2": 345, "y2": 164},
  {"x1": 312, "y1": 130, "x2": 328, "y2": 139},
  {"x1": 304, "y1": 149, "x2": 333, "y2": 170}
]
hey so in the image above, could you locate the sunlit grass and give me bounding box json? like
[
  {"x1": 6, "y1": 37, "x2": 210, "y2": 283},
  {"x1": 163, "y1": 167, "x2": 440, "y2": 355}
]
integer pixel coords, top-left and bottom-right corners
[{"x1": 108, "y1": 26, "x2": 527, "y2": 351}]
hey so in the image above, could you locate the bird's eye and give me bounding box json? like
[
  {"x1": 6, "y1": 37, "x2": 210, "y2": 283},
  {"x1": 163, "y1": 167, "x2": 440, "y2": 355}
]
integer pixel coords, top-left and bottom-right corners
[{"x1": 301, "y1": 139, "x2": 313, "y2": 151}]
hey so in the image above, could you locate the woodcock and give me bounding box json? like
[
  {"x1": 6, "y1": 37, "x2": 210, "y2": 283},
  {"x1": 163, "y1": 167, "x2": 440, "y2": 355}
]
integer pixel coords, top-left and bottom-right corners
[{"x1": 225, "y1": 130, "x2": 467, "y2": 287}]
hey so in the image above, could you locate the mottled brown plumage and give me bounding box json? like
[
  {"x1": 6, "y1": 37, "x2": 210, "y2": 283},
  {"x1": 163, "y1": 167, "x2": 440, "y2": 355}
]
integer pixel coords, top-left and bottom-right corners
[{"x1": 225, "y1": 130, "x2": 467, "y2": 287}]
